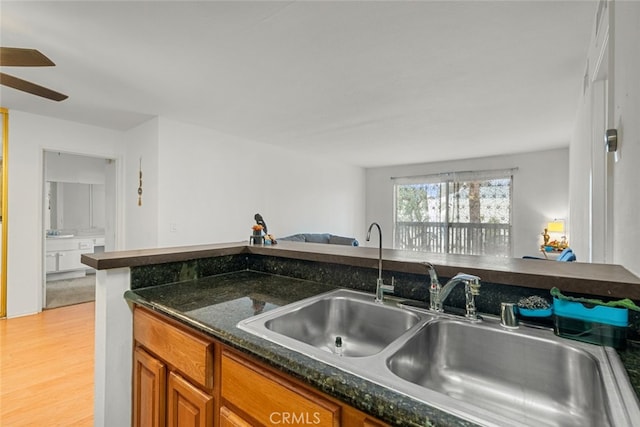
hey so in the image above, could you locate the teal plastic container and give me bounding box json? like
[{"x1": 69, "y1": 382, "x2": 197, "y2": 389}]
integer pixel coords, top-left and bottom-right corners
[
  {"x1": 553, "y1": 297, "x2": 628, "y2": 349},
  {"x1": 518, "y1": 307, "x2": 553, "y2": 318}
]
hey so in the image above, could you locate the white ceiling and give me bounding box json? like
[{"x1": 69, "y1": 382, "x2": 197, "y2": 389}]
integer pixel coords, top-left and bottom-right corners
[{"x1": 1, "y1": 1, "x2": 597, "y2": 168}]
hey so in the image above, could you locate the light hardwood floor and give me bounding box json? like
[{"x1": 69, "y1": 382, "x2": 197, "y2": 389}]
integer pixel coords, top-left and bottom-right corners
[{"x1": 1, "y1": 302, "x2": 94, "y2": 426}]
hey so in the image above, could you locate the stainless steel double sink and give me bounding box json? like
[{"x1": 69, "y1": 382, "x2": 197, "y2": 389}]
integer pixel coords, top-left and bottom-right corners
[{"x1": 237, "y1": 289, "x2": 640, "y2": 426}]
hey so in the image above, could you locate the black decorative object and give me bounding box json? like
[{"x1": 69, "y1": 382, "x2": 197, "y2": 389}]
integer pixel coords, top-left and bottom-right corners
[
  {"x1": 254, "y1": 213, "x2": 268, "y2": 234},
  {"x1": 137, "y1": 157, "x2": 143, "y2": 206}
]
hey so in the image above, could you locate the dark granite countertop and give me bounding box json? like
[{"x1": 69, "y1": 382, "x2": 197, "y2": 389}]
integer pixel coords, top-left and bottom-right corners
[{"x1": 125, "y1": 270, "x2": 640, "y2": 427}]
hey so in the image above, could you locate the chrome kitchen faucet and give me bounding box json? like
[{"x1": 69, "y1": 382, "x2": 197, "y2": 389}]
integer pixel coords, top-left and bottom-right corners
[
  {"x1": 428, "y1": 271, "x2": 482, "y2": 321},
  {"x1": 366, "y1": 222, "x2": 394, "y2": 303}
]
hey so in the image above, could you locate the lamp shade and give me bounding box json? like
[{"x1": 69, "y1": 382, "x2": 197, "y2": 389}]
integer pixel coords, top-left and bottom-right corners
[{"x1": 547, "y1": 221, "x2": 564, "y2": 233}]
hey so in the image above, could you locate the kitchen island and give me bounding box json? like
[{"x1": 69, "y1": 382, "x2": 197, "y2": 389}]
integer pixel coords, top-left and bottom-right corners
[{"x1": 82, "y1": 241, "x2": 640, "y2": 427}]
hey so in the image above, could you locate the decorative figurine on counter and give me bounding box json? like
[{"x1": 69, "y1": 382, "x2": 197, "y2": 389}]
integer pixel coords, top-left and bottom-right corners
[
  {"x1": 253, "y1": 213, "x2": 277, "y2": 245},
  {"x1": 560, "y1": 235, "x2": 568, "y2": 248},
  {"x1": 250, "y1": 224, "x2": 264, "y2": 245},
  {"x1": 251, "y1": 224, "x2": 264, "y2": 236},
  {"x1": 542, "y1": 228, "x2": 550, "y2": 246},
  {"x1": 254, "y1": 213, "x2": 268, "y2": 234}
]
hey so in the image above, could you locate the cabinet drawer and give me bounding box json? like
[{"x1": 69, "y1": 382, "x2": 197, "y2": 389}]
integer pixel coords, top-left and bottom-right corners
[
  {"x1": 134, "y1": 307, "x2": 214, "y2": 390},
  {"x1": 221, "y1": 350, "x2": 340, "y2": 427}
]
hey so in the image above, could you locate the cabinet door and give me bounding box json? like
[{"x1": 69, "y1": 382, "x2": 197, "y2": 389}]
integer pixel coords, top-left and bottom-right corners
[
  {"x1": 219, "y1": 406, "x2": 253, "y2": 427},
  {"x1": 57, "y1": 249, "x2": 84, "y2": 271},
  {"x1": 133, "y1": 347, "x2": 166, "y2": 427},
  {"x1": 167, "y1": 372, "x2": 213, "y2": 427},
  {"x1": 45, "y1": 252, "x2": 58, "y2": 273}
]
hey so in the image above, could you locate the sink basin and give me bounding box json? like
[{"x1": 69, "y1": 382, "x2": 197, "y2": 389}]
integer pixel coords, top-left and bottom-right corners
[
  {"x1": 386, "y1": 319, "x2": 638, "y2": 427},
  {"x1": 239, "y1": 289, "x2": 424, "y2": 358},
  {"x1": 263, "y1": 294, "x2": 420, "y2": 357},
  {"x1": 238, "y1": 289, "x2": 640, "y2": 426}
]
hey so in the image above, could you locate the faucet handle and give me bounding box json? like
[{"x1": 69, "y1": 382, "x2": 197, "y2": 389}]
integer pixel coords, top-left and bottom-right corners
[
  {"x1": 500, "y1": 302, "x2": 519, "y2": 328},
  {"x1": 458, "y1": 274, "x2": 481, "y2": 295},
  {"x1": 379, "y1": 276, "x2": 395, "y2": 292},
  {"x1": 463, "y1": 275, "x2": 481, "y2": 321},
  {"x1": 454, "y1": 272, "x2": 481, "y2": 282},
  {"x1": 468, "y1": 281, "x2": 481, "y2": 295}
]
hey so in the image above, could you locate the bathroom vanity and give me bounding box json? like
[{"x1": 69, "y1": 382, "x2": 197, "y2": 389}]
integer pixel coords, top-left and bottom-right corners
[{"x1": 46, "y1": 233, "x2": 104, "y2": 279}]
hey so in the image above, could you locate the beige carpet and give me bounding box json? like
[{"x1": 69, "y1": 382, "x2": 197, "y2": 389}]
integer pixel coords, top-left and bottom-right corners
[{"x1": 45, "y1": 275, "x2": 96, "y2": 309}]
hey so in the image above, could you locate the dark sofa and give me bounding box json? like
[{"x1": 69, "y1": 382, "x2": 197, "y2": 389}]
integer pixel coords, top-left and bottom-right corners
[{"x1": 279, "y1": 233, "x2": 359, "y2": 247}]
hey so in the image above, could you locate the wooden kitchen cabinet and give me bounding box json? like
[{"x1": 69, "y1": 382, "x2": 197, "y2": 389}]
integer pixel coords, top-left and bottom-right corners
[
  {"x1": 219, "y1": 406, "x2": 253, "y2": 427},
  {"x1": 167, "y1": 372, "x2": 214, "y2": 427},
  {"x1": 221, "y1": 349, "x2": 340, "y2": 426},
  {"x1": 220, "y1": 348, "x2": 389, "y2": 427},
  {"x1": 133, "y1": 306, "x2": 388, "y2": 427},
  {"x1": 342, "y1": 406, "x2": 389, "y2": 427},
  {"x1": 133, "y1": 307, "x2": 215, "y2": 427},
  {"x1": 133, "y1": 346, "x2": 166, "y2": 427}
]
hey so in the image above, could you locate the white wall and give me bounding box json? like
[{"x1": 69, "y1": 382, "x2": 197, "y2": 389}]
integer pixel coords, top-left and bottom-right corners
[
  {"x1": 44, "y1": 151, "x2": 107, "y2": 184},
  {"x1": 569, "y1": 0, "x2": 640, "y2": 276},
  {"x1": 151, "y1": 117, "x2": 366, "y2": 247},
  {"x1": 4, "y1": 110, "x2": 365, "y2": 316},
  {"x1": 123, "y1": 118, "x2": 160, "y2": 250},
  {"x1": 569, "y1": 79, "x2": 593, "y2": 262},
  {"x1": 365, "y1": 148, "x2": 570, "y2": 258},
  {"x1": 92, "y1": 116, "x2": 365, "y2": 427},
  {"x1": 121, "y1": 117, "x2": 367, "y2": 250},
  {"x1": 611, "y1": 0, "x2": 640, "y2": 276},
  {"x1": 568, "y1": 0, "x2": 610, "y2": 265},
  {"x1": 6, "y1": 111, "x2": 123, "y2": 317}
]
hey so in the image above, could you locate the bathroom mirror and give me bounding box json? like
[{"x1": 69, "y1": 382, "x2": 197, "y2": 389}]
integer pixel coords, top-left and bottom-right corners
[{"x1": 46, "y1": 182, "x2": 105, "y2": 232}]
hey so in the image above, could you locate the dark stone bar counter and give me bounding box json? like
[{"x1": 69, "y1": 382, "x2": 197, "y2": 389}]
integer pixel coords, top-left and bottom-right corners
[{"x1": 83, "y1": 240, "x2": 640, "y2": 426}]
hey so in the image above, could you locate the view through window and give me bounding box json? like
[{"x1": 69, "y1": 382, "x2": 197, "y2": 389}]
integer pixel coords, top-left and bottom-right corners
[{"x1": 393, "y1": 169, "x2": 514, "y2": 257}]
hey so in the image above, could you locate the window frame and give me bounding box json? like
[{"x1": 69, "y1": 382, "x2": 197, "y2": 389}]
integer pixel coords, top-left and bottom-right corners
[{"x1": 392, "y1": 168, "x2": 515, "y2": 257}]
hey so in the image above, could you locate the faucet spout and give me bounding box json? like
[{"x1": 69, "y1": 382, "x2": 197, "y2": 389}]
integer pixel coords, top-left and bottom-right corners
[
  {"x1": 366, "y1": 222, "x2": 383, "y2": 282},
  {"x1": 366, "y1": 222, "x2": 393, "y2": 303},
  {"x1": 432, "y1": 272, "x2": 481, "y2": 320}
]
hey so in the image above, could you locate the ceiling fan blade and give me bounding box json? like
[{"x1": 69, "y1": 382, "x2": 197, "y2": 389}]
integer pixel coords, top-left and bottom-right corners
[
  {"x1": 0, "y1": 72, "x2": 68, "y2": 101},
  {"x1": 0, "y1": 47, "x2": 55, "y2": 67}
]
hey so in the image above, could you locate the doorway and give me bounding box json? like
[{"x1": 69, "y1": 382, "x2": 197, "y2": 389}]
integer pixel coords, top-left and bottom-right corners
[{"x1": 42, "y1": 151, "x2": 116, "y2": 309}]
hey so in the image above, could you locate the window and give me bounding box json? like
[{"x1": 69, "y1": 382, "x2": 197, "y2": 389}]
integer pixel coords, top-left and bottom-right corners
[{"x1": 393, "y1": 169, "x2": 514, "y2": 257}]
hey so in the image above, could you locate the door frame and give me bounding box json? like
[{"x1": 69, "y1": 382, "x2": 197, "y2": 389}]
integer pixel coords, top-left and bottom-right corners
[
  {"x1": 0, "y1": 108, "x2": 8, "y2": 318},
  {"x1": 41, "y1": 150, "x2": 119, "y2": 309}
]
